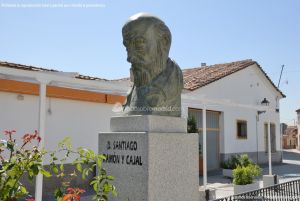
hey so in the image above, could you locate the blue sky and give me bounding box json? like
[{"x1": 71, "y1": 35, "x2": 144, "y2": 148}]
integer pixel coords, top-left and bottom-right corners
[{"x1": 0, "y1": 0, "x2": 299, "y2": 125}]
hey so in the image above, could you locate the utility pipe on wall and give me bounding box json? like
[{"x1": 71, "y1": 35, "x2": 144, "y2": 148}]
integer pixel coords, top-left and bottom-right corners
[
  {"x1": 202, "y1": 105, "x2": 207, "y2": 189},
  {"x1": 35, "y1": 81, "x2": 47, "y2": 201},
  {"x1": 268, "y1": 119, "x2": 272, "y2": 175}
]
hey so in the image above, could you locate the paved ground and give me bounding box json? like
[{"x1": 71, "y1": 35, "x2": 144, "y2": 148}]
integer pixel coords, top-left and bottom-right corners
[{"x1": 201, "y1": 149, "x2": 300, "y2": 200}]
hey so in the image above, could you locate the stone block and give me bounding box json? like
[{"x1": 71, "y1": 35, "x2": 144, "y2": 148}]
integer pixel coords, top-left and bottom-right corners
[
  {"x1": 110, "y1": 115, "x2": 187, "y2": 133},
  {"x1": 263, "y1": 175, "x2": 279, "y2": 187},
  {"x1": 98, "y1": 132, "x2": 199, "y2": 201},
  {"x1": 222, "y1": 169, "x2": 233, "y2": 178},
  {"x1": 234, "y1": 181, "x2": 260, "y2": 194},
  {"x1": 199, "y1": 187, "x2": 216, "y2": 201}
]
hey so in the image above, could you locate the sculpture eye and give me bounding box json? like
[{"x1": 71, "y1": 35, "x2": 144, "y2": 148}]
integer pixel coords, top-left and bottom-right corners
[{"x1": 135, "y1": 37, "x2": 145, "y2": 46}]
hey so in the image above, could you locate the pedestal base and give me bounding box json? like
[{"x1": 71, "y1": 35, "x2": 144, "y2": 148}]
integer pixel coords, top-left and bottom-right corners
[
  {"x1": 98, "y1": 132, "x2": 199, "y2": 201},
  {"x1": 199, "y1": 187, "x2": 216, "y2": 201},
  {"x1": 110, "y1": 115, "x2": 187, "y2": 133},
  {"x1": 263, "y1": 175, "x2": 278, "y2": 187}
]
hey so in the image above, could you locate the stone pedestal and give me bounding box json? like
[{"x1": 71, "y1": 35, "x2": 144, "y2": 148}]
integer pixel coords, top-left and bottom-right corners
[
  {"x1": 263, "y1": 175, "x2": 278, "y2": 187},
  {"x1": 199, "y1": 187, "x2": 216, "y2": 201},
  {"x1": 99, "y1": 115, "x2": 199, "y2": 201},
  {"x1": 110, "y1": 115, "x2": 187, "y2": 133}
]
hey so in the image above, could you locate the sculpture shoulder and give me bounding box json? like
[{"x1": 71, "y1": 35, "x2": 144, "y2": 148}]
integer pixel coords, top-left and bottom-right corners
[
  {"x1": 166, "y1": 58, "x2": 183, "y2": 85},
  {"x1": 167, "y1": 58, "x2": 182, "y2": 73},
  {"x1": 167, "y1": 58, "x2": 181, "y2": 71}
]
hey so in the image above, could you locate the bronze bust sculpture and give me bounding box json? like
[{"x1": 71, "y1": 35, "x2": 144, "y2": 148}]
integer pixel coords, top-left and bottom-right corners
[{"x1": 122, "y1": 13, "x2": 183, "y2": 117}]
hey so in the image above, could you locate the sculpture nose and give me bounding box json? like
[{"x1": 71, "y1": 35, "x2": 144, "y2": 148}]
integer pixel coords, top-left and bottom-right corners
[
  {"x1": 127, "y1": 51, "x2": 135, "y2": 63},
  {"x1": 126, "y1": 47, "x2": 131, "y2": 59},
  {"x1": 127, "y1": 55, "x2": 132, "y2": 62}
]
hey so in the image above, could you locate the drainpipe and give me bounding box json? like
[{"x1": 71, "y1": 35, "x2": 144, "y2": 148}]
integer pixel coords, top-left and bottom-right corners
[
  {"x1": 280, "y1": 124, "x2": 283, "y2": 162},
  {"x1": 268, "y1": 118, "x2": 272, "y2": 175},
  {"x1": 35, "y1": 79, "x2": 48, "y2": 201},
  {"x1": 256, "y1": 114, "x2": 259, "y2": 164},
  {"x1": 202, "y1": 105, "x2": 207, "y2": 190},
  {"x1": 298, "y1": 128, "x2": 300, "y2": 151}
]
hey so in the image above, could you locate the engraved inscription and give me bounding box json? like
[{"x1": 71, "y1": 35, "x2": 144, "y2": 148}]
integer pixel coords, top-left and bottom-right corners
[{"x1": 103, "y1": 140, "x2": 143, "y2": 166}]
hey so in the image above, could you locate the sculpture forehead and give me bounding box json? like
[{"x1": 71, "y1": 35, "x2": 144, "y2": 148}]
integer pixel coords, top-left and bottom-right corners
[
  {"x1": 123, "y1": 20, "x2": 151, "y2": 35},
  {"x1": 122, "y1": 18, "x2": 157, "y2": 39},
  {"x1": 123, "y1": 14, "x2": 166, "y2": 36}
]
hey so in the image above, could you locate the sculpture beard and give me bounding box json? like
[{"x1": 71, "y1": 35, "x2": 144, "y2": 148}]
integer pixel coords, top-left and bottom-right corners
[
  {"x1": 131, "y1": 65, "x2": 156, "y2": 87},
  {"x1": 130, "y1": 47, "x2": 166, "y2": 87}
]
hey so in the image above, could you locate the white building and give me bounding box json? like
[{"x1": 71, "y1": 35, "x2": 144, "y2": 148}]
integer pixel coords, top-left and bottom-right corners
[
  {"x1": 180, "y1": 60, "x2": 285, "y2": 172},
  {"x1": 0, "y1": 59, "x2": 285, "y2": 173},
  {"x1": 0, "y1": 61, "x2": 130, "y2": 163}
]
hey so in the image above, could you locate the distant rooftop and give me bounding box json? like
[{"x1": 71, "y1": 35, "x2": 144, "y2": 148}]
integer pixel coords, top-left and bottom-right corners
[{"x1": 284, "y1": 126, "x2": 298, "y2": 136}]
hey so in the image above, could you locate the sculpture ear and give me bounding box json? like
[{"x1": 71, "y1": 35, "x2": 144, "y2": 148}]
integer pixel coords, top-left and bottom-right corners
[
  {"x1": 163, "y1": 36, "x2": 169, "y2": 48},
  {"x1": 159, "y1": 36, "x2": 170, "y2": 52}
]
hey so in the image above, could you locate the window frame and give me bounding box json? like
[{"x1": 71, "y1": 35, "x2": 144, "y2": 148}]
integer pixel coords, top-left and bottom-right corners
[{"x1": 236, "y1": 120, "x2": 248, "y2": 139}]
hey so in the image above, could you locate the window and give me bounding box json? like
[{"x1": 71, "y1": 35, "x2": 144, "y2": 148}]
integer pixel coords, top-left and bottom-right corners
[
  {"x1": 264, "y1": 123, "x2": 276, "y2": 153},
  {"x1": 188, "y1": 108, "x2": 220, "y2": 130},
  {"x1": 237, "y1": 120, "x2": 247, "y2": 139}
]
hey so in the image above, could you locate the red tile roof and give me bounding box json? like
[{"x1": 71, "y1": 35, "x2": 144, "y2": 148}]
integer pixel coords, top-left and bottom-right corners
[
  {"x1": 0, "y1": 59, "x2": 285, "y2": 97},
  {"x1": 0, "y1": 61, "x2": 108, "y2": 81},
  {"x1": 182, "y1": 59, "x2": 285, "y2": 97}
]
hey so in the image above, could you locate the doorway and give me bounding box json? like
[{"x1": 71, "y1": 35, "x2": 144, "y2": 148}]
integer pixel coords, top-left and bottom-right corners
[{"x1": 188, "y1": 108, "x2": 220, "y2": 171}]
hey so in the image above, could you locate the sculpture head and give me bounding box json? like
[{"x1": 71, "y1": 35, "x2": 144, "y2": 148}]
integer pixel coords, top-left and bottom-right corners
[{"x1": 122, "y1": 13, "x2": 172, "y2": 86}]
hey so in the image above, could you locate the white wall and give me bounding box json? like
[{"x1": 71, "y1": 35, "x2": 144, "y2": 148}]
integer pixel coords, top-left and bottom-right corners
[
  {"x1": 0, "y1": 64, "x2": 282, "y2": 162},
  {"x1": 182, "y1": 64, "x2": 282, "y2": 155},
  {"x1": 0, "y1": 92, "x2": 39, "y2": 138},
  {"x1": 0, "y1": 91, "x2": 116, "y2": 163}
]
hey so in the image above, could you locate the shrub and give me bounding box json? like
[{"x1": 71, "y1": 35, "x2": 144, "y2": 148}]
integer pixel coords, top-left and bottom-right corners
[
  {"x1": 187, "y1": 116, "x2": 198, "y2": 133},
  {"x1": 187, "y1": 116, "x2": 202, "y2": 155},
  {"x1": 50, "y1": 137, "x2": 117, "y2": 201},
  {"x1": 0, "y1": 130, "x2": 50, "y2": 201},
  {"x1": 221, "y1": 154, "x2": 254, "y2": 169},
  {"x1": 233, "y1": 164, "x2": 262, "y2": 185},
  {"x1": 237, "y1": 154, "x2": 253, "y2": 167},
  {"x1": 0, "y1": 130, "x2": 116, "y2": 201},
  {"x1": 221, "y1": 155, "x2": 239, "y2": 169}
]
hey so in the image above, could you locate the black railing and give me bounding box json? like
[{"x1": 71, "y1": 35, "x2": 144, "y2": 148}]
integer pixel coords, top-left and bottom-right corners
[{"x1": 213, "y1": 179, "x2": 300, "y2": 201}]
